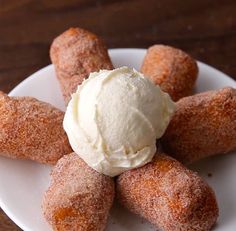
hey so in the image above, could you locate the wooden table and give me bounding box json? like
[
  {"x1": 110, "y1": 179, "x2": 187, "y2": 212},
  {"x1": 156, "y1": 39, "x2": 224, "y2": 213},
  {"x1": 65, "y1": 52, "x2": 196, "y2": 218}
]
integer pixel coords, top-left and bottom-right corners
[{"x1": 0, "y1": 0, "x2": 235, "y2": 230}]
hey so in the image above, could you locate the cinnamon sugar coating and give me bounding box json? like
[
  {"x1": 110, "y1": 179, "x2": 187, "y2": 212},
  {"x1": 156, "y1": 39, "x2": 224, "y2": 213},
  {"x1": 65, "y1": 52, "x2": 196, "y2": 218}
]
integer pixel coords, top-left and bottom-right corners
[
  {"x1": 116, "y1": 153, "x2": 218, "y2": 231},
  {"x1": 161, "y1": 87, "x2": 236, "y2": 164},
  {"x1": 42, "y1": 153, "x2": 115, "y2": 231},
  {"x1": 0, "y1": 92, "x2": 72, "y2": 164},
  {"x1": 141, "y1": 45, "x2": 198, "y2": 101},
  {"x1": 50, "y1": 27, "x2": 113, "y2": 104}
]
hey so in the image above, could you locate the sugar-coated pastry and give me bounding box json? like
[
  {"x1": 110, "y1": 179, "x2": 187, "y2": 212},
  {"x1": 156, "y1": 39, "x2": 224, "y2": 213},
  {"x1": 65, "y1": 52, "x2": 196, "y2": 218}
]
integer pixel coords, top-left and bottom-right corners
[
  {"x1": 141, "y1": 45, "x2": 198, "y2": 101},
  {"x1": 116, "y1": 153, "x2": 218, "y2": 231},
  {"x1": 50, "y1": 27, "x2": 114, "y2": 104},
  {"x1": 42, "y1": 153, "x2": 115, "y2": 231},
  {"x1": 0, "y1": 92, "x2": 72, "y2": 164},
  {"x1": 161, "y1": 87, "x2": 236, "y2": 164}
]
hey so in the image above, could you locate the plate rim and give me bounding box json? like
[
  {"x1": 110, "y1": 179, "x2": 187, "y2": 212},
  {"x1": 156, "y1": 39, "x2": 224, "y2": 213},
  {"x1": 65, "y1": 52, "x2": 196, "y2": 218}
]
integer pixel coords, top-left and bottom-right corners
[{"x1": 9, "y1": 48, "x2": 236, "y2": 96}]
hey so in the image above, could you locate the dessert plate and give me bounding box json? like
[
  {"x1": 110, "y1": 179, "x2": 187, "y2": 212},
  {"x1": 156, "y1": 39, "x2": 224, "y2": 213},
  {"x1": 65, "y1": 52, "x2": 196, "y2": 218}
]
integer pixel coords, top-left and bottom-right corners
[{"x1": 0, "y1": 48, "x2": 236, "y2": 231}]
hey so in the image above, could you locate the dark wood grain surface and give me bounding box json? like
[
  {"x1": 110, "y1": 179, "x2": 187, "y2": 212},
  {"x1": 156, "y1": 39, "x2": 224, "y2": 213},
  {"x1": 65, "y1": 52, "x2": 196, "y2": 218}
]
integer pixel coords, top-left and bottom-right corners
[{"x1": 0, "y1": 0, "x2": 235, "y2": 230}]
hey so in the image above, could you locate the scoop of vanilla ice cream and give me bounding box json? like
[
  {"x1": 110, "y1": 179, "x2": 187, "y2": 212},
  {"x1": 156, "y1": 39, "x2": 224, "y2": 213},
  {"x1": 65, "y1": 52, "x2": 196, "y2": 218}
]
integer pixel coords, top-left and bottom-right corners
[{"x1": 63, "y1": 66, "x2": 175, "y2": 176}]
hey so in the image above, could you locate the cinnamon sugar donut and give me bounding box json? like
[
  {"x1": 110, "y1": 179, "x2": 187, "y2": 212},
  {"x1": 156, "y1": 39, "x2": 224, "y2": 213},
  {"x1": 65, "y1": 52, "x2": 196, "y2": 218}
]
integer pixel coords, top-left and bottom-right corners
[
  {"x1": 50, "y1": 27, "x2": 113, "y2": 104},
  {"x1": 116, "y1": 153, "x2": 218, "y2": 231},
  {"x1": 0, "y1": 92, "x2": 72, "y2": 164},
  {"x1": 161, "y1": 87, "x2": 236, "y2": 164},
  {"x1": 141, "y1": 45, "x2": 198, "y2": 101},
  {"x1": 42, "y1": 153, "x2": 115, "y2": 231}
]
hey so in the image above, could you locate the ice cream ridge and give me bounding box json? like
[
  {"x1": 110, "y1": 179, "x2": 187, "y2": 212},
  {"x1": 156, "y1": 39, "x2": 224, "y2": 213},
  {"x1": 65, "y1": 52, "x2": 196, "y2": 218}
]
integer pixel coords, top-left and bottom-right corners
[{"x1": 63, "y1": 66, "x2": 175, "y2": 176}]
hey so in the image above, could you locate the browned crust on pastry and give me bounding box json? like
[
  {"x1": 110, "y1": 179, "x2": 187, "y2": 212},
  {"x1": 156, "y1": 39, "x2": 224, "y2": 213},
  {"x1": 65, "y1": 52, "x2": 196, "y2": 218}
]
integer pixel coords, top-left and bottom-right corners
[
  {"x1": 116, "y1": 153, "x2": 218, "y2": 231},
  {"x1": 161, "y1": 87, "x2": 236, "y2": 164},
  {"x1": 50, "y1": 27, "x2": 114, "y2": 104},
  {"x1": 0, "y1": 92, "x2": 72, "y2": 164},
  {"x1": 42, "y1": 153, "x2": 115, "y2": 231},
  {"x1": 141, "y1": 45, "x2": 198, "y2": 101}
]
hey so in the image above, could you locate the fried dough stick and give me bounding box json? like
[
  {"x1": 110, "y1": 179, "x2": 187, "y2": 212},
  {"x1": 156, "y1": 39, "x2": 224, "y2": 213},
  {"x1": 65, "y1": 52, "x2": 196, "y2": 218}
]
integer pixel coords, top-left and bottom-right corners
[
  {"x1": 161, "y1": 87, "x2": 236, "y2": 164},
  {"x1": 42, "y1": 153, "x2": 115, "y2": 231},
  {"x1": 0, "y1": 92, "x2": 72, "y2": 164},
  {"x1": 50, "y1": 27, "x2": 114, "y2": 104},
  {"x1": 116, "y1": 153, "x2": 218, "y2": 231},
  {"x1": 141, "y1": 45, "x2": 198, "y2": 101}
]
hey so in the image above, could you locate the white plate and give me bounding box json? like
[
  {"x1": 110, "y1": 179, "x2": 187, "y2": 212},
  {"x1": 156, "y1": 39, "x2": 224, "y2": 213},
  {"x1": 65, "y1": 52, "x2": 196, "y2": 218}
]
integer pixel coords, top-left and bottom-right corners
[{"x1": 0, "y1": 48, "x2": 236, "y2": 231}]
